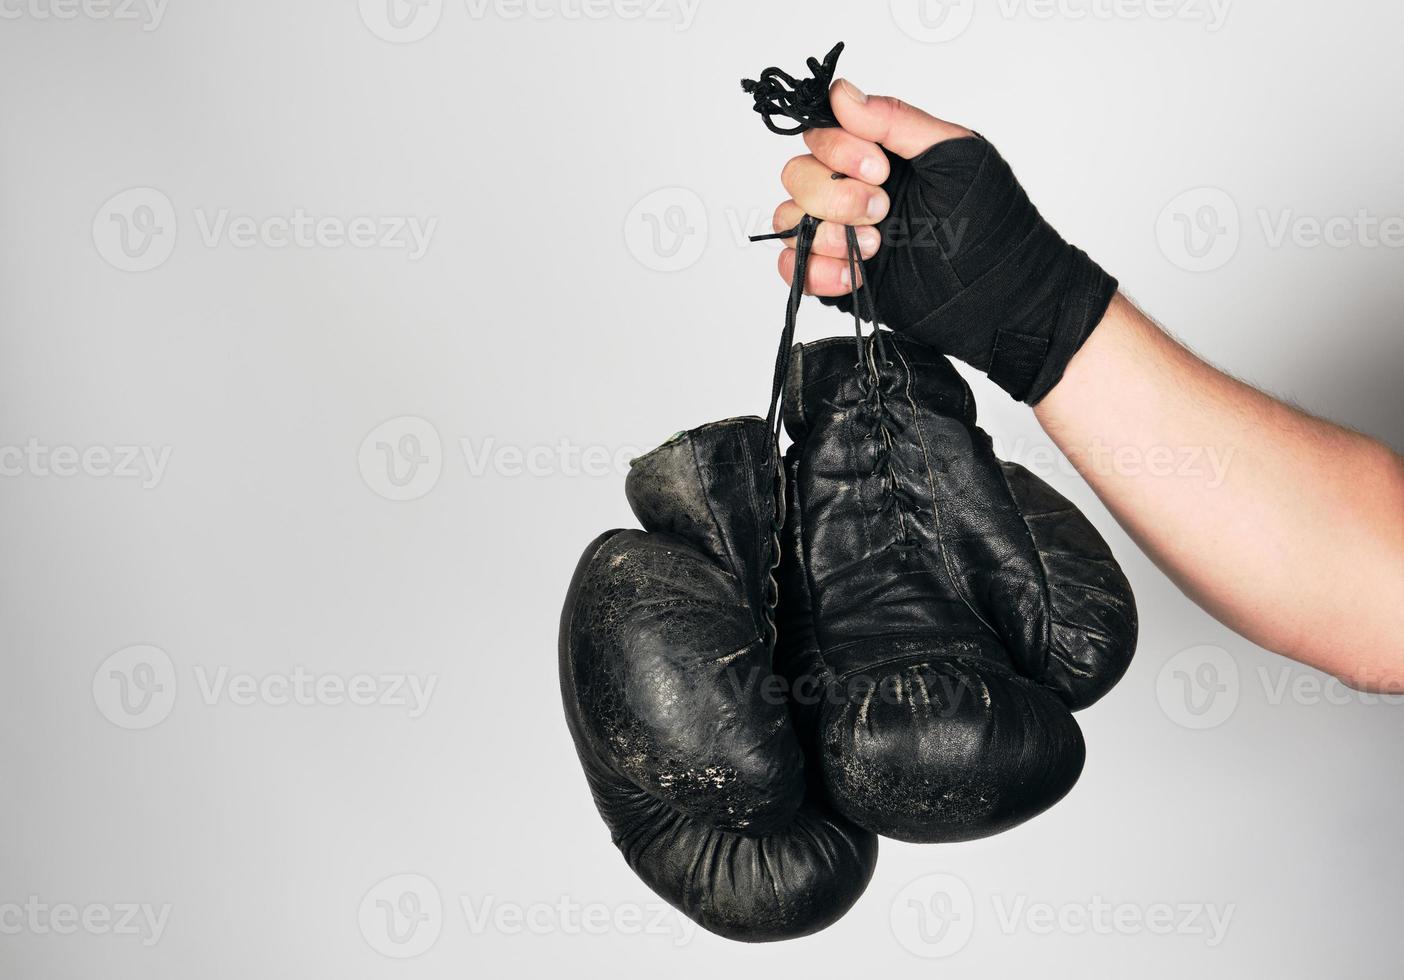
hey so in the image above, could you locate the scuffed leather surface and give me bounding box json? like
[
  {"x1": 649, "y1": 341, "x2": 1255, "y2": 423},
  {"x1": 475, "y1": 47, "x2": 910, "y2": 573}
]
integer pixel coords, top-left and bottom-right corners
[
  {"x1": 995, "y1": 460, "x2": 1139, "y2": 710},
  {"x1": 589, "y1": 771, "x2": 876, "y2": 943},
  {"x1": 560, "y1": 418, "x2": 877, "y2": 942},
  {"x1": 779, "y1": 333, "x2": 1137, "y2": 843}
]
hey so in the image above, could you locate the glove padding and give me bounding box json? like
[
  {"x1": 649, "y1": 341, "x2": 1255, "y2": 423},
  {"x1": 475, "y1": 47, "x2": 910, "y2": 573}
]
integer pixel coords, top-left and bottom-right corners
[
  {"x1": 559, "y1": 418, "x2": 877, "y2": 942},
  {"x1": 821, "y1": 135, "x2": 1118, "y2": 404},
  {"x1": 778, "y1": 332, "x2": 1137, "y2": 842}
]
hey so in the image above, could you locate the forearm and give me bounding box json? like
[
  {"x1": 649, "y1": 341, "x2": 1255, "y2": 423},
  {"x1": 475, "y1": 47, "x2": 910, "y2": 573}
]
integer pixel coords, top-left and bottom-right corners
[{"x1": 1036, "y1": 293, "x2": 1404, "y2": 689}]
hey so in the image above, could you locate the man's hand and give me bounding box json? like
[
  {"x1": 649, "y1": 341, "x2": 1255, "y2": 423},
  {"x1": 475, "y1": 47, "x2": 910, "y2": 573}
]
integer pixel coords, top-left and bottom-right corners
[
  {"x1": 770, "y1": 77, "x2": 1118, "y2": 406},
  {"x1": 772, "y1": 78, "x2": 970, "y2": 295}
]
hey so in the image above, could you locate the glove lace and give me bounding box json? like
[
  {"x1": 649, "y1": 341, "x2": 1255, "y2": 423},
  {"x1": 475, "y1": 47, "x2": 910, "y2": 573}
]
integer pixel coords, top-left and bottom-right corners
[
  {"x1": 746, "y1": 43, "x2": 924, "y2": 560},
  {"x1": 740, "y1": 42, "x2": 844, "y2": 135}
]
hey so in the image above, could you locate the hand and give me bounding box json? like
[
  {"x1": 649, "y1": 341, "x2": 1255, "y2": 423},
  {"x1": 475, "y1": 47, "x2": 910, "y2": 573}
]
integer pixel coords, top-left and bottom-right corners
[
  {"x1": 773, "y1": 78, "x2": 971, "y2": 296},
  {"x1": 767, "y1": 77, "x2": 1117, "y2": 405}
]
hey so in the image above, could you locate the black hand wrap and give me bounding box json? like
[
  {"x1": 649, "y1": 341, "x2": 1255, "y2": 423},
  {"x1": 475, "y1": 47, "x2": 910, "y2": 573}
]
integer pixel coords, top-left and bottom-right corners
[
  {"x1": 741, "y1": 43, "x2": 1118, "y2": 405},
  {"x1": 819, "y1": 137, "x2": 1118, "y2": 403}
]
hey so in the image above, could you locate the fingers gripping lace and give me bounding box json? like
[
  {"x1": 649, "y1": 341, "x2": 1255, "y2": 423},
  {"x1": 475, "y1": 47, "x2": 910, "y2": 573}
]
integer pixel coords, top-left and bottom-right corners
[{"x1": 744, "y1": 43, "x2": 925, "y2": 561}]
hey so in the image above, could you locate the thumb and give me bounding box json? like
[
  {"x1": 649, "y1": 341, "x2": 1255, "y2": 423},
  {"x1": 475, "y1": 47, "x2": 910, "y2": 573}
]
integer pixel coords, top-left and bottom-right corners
[{"x1": 829, "y1": 79, "x2": 972, "y2": 159}]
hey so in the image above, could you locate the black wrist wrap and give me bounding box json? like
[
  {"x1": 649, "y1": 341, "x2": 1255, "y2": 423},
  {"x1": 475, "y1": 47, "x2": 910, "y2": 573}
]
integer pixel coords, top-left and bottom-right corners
[{"x1": 820, "y1": 135, "x2": 1118, "y2": 403}]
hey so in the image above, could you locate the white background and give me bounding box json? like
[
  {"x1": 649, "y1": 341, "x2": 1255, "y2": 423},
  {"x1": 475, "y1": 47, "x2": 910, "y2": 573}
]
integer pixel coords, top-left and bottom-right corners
[{"x1": 2, "y1": 1, "x2": 1401, "y2": 977}]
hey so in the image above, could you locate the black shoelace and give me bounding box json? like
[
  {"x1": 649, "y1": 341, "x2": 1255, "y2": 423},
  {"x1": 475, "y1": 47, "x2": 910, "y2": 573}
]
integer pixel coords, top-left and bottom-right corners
[
  {"x1": 740, "y1": 41, "x2": 844, "y2": 135},
  {"x1": 744, "y1": 43, "x2": 925, "y2": 560}
]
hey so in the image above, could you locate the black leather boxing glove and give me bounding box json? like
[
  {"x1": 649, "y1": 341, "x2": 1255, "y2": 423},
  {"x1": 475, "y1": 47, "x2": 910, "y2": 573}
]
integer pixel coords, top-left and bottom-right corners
[
  {"x1": 559, "y1": 417, "x2": 877, "y2": 942},
  {"x1": 777, "y1": 332, "x2": 1137, "y2": 842},
  {"x1": 819, "y1": 136, "x2": 1119, "y2": 404}
]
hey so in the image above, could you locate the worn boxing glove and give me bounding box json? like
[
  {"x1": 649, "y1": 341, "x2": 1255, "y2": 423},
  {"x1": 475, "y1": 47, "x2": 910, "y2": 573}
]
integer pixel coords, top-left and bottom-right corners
[
  {"x1": 777, "y1": 332, "x2": 1137, "y2": 842},
  {"x1": 559, "y1": 417, "x2": 877, "y2": 942}
]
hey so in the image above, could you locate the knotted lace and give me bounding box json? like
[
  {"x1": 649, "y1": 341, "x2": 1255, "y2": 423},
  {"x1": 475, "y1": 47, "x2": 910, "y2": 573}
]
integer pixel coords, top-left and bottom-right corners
[{"x1": 740, "y1": 41, "x2": 844, "y2": 135}]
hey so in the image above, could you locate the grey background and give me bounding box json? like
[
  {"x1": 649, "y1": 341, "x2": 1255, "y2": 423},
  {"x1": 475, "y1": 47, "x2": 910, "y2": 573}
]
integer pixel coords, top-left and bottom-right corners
[{"x1": 2, "y1": 1, "x2": 1402, "y2": 977}]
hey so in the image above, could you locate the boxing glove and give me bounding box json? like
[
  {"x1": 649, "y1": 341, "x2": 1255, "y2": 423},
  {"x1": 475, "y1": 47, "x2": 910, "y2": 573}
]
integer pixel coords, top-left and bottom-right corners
[
  {"x1": 777, "y1": 332, "x2": 1137, "y2": 843},
  {"x1": 559, "y1": 417, "x2": 877, "y2": 942}
]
